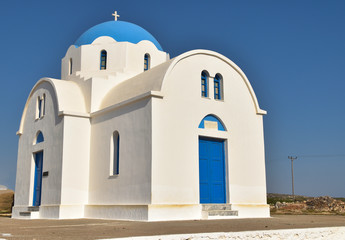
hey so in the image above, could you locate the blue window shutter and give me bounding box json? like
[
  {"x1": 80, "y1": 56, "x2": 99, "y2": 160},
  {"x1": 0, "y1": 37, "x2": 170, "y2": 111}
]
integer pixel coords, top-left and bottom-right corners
[
  {"x1": 144, "y1": 54, "x2": 150, "y2": 71},
  {"x1": 113, "y1": 131, "x2": 120, "y2": 175},
  {"x1": 100, "y1": 50, "x2": 107, "y2": 70},
  {"x1": 214, "y1": 74, "x2": 222, "y2": 100},
  {"x1": 201, "y1": 71, "x2": 208, "y2": 97}
]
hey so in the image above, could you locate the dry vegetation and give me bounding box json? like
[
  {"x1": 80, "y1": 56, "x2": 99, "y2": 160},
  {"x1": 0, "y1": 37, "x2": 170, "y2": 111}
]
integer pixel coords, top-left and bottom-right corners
[
  {"x1": 268, "y1": 193, "x2": 345, "y2": 215},
  {"x1": 0, "y1": 190, "x2": 14, "y2": 217}
]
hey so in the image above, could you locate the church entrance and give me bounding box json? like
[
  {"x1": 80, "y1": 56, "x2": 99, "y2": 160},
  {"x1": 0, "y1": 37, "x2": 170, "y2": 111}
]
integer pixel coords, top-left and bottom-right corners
[
  {"x1": 199, "y1": 137, "x2": 226, "y2": 203},
  {"x1": 33, "y1": 151, "x2": 43, "y2": 206}
]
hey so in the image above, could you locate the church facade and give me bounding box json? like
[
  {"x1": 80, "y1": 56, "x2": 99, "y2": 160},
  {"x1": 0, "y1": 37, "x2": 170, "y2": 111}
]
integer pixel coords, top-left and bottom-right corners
[{"x1": 12, "y1": 17, "x2": 269, "y2": 221}]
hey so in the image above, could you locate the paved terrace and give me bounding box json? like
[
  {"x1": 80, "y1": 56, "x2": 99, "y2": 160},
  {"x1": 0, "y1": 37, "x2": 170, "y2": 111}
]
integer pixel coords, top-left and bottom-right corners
[{"x1": 0, "y1": 215, "x2": 345, "y2": 239}]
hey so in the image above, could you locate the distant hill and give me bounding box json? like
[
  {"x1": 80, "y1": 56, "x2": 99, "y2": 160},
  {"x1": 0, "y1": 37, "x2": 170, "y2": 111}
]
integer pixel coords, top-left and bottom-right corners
[
  {"x1": 0, "y1": 185, "x2": 7, "y2": 190},
  {"x1": 267, "y1": 193, "x2": 312, "y2": 204}
]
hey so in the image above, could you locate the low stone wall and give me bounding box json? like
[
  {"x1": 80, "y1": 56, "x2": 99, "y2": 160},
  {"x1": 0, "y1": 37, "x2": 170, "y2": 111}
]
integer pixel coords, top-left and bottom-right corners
[{"x1": 109, "y1": 227, "x2": 345, "y2": 240}]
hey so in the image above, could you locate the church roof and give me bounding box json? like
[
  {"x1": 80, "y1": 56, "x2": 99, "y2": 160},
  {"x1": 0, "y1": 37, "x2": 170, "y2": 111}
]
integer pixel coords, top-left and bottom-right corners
[
  {"x1": 101, "y1": 59, "x2": 173, "y2": 109},
  {"x1": 74, "y1": 21, "x2": 163, "y2": 51},
  {"x1": 100, "y1": 50, "x2": 266, "y2": 115},
  {"x1": 17, "y1": 78, "x2": 88, "y2": 135},
  {"x1": 49, "y1": 79, "x2": 87, "y2": 114}
]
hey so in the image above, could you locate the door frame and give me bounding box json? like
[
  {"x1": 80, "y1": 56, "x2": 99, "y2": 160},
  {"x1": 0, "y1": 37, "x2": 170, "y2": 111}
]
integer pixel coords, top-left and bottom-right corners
[
  {"x1": 32, "y1": 151, "x2": 44, "y2": 206},
  {"x1": 198, "y1": 136, "x2": 228, "y2": 204}
]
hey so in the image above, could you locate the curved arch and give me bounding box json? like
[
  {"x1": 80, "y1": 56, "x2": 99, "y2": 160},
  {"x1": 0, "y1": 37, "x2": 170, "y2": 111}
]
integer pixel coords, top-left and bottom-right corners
[
  {"x1": 34, "y1": 131, "x2": 44, "y2": 144},
  {"x1": 17, "y1": 78, "x2": 87, "y2": 135},
  {"x1": 202, "y1": 70, "x2": 210, "y2": 76},
  {"x1": 160, "y1": 50, "x2": 266, "y2": 115},
  {"x1": 198, "y1": 114, "x2": 226, "y2": 131}
]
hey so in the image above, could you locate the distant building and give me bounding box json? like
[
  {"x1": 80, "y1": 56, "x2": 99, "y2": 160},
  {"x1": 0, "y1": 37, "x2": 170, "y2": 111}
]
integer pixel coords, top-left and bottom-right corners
[
  {"x1": 0, "y1": 185, "x2": 7, "y2": 190},
  {"x1": 13, "y1": 15, "x2": 269, "y2": 220}
]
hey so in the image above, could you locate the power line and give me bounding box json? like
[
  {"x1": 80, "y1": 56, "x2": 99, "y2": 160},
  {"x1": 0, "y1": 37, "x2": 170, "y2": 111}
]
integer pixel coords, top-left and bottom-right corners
[
  {"x1": 297, "y1": 154, "x2": 345, "y2": 158},
  {"x1": 288, "y1": 156, "x2": 297, "y2": 201},
  {"x1": 285, "y1": 154, "x2": 345, "y2": 201},
  {"x1": 266, "y1": 154, "x2": 345, "y2": 162}
]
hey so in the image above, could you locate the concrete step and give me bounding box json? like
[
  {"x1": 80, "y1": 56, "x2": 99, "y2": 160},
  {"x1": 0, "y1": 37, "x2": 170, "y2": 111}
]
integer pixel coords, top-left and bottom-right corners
[
  {"x1": 28, "y1": 206, "x2": 39, "y2": 212},
  {"x1": 202, "y1": 204, "x2": 233, "y2": 211},
  {"x1": 19, "y1": 210, "x2": 40, "y2": 219},
  {"x1": 207, "y1": 210, "x2": 238, "y2": 216},
  {"x1": 19, "y1": 206, "x2": 40, "y2": 219},
  {"x1": 202, "y1": 204, "x2": 238, "y2": 218},
  {"x1": 19, "y1": 211, "x2": 31, "y2": 217}
]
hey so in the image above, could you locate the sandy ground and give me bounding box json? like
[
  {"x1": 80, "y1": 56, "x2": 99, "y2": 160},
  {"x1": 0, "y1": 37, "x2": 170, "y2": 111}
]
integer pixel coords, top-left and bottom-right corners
[{"x1": 0, "y1": 215, "x2": 344, "y2": 240}]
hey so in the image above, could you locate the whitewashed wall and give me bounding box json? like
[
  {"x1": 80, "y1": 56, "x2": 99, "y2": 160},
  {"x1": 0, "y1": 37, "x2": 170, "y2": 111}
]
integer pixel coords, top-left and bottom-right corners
[
  {"x1": 58, "y1": 115, "x2": 91, "y2": 218},
  {"x1": 13, "y1": 36, "x2": 269, "y2": 220},
  {"x1": 13, "y1": 82, "x2": 64, "y2": 217},
  {"x1": 86, "y1": 99, "x2": 153, "y2": 220},
  {"x1": 151, "y1": 51, "x2": 269, "y2": 218},
  {"x1": 61, "y1": 39, "x2": 168, "y2": 113}
]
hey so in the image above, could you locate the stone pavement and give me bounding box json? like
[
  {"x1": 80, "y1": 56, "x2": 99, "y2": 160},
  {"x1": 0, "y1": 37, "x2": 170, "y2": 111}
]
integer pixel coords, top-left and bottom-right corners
[
  {"x1": 105, "y1": 227, "x2": 345, "y2": 240},
  {"x1": 0, "y1": 215, "x2": 345, "y2": 239}
]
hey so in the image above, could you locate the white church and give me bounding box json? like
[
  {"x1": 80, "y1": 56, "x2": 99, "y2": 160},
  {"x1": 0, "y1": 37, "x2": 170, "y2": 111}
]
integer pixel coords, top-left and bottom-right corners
[{"x1": 13, "y1": 13, "x2": 269, "y2": 221}]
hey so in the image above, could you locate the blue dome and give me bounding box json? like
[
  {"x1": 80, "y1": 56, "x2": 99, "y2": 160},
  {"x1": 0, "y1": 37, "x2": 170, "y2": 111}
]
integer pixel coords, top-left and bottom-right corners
[{"x1": 74, "y1": 21, "x2": 163, "y2": 51}]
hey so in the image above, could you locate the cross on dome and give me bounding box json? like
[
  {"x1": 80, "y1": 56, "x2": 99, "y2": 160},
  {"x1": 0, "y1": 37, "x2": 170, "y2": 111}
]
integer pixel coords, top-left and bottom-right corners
[{"x1": 112, "y1": 11, "x2": 120, "y2": 21}]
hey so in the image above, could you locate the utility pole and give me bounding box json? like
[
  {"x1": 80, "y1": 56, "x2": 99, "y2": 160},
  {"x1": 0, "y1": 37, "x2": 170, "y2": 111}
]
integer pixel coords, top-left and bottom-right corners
[{"x1": 288, "y1": 156, "x2": 297, "y2": 201}]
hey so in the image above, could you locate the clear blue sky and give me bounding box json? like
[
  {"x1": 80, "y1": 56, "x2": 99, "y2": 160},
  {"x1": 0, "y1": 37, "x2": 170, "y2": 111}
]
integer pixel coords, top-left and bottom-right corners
[{"x1": 1, "y1": 0, "x2": 345, "y2": 197}]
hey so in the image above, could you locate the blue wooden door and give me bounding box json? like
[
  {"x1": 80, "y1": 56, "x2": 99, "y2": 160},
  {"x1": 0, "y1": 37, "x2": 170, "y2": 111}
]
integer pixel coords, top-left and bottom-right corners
[
  {"x1": 199, "y1": 137, "x2": 226, "y2": 203},
  {"x1": 33, "y1": 151, "x2": 43, "y2": 206}
]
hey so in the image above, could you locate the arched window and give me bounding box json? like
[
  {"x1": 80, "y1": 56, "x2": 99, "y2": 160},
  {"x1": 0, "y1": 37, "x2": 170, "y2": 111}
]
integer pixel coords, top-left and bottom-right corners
[
  {"x1": 100, "y1": 50, "x2": 107, "y2": 70},
  {"x1": 69, "y1": 58, "x2": 73, "y2": 75},
  {"x1": 37, "y1": 96, "x2": 42, "y2": 118},
  {"x1": 42, "y1": 94, "x2": 46, "y2": 116},
  {"x1": 36, "y1": 95, "x2": 45, "y2": 119},
  {"x1": 35, "y1": 131, "x2": 44, "y2": 144},
  {"x1": 214, "y1": 73, "x2": 223, "y2": 100},
  {"x1": 201, "y1": 71, "x2": 209, "y2": 97},
  {"x1": 111, "y1": 131, "x2": 120, "y2": 175},
  {"x1": 144, "y1": 53, "x2": 150, "y2": 71},
  {"x1": 198, "y1": 114, "x2": 226, "y2": 131}
]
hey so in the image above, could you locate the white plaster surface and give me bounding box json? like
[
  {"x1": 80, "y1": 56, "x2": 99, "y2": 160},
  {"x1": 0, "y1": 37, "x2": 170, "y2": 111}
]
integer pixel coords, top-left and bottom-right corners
[
  {"x1": 150, "y1": 51, "x2": 269, "y2": 217},
  {"x1": 14, "y1": 22, "x2": 269, "y2": 221},
  {"x1": 13, "y1": 82, "x2": 64, "y2": 218},
  {"x1": 102, "y1": 227, "x2": 345, "y2": 240},
  {"x1": 88, "y1": 99, "x2": 152, "y2": 207},
  {"x1": 85, "y1": 205, "x2": 148, "y2": 221}
]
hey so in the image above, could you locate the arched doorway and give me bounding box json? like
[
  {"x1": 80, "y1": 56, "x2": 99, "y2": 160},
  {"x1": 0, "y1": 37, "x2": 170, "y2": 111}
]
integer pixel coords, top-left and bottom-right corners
[
  {"x1": 198, "y1": 115, "x2": 226, "y2": 204},
  {"x1": 33, "y1": 131, "x2": 44, "y2": 206}
]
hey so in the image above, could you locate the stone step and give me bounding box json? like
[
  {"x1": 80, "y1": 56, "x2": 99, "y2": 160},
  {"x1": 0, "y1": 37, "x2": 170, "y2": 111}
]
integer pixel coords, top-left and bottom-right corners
[
  {"x1": 19, "y1": 211, "x2": 31, "y2": 217},
  {"x1": 202, "y1": 204, "x2": 233, "y2": 211},
  {"x1": 28, "y1": 206, "x2": 39, "y2": 212},
  {"x1": 207, "y1": 210, "x2": 238, "y2": 216}
]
